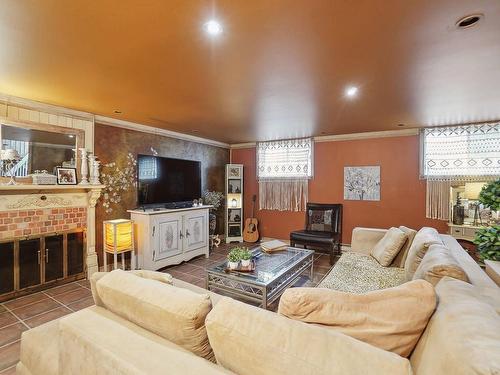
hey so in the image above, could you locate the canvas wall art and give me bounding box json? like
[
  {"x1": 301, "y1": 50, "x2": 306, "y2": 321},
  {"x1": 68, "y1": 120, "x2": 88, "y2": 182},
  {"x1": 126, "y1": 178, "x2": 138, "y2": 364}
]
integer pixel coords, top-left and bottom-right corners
[{"x1": 344, "y1": 166, "x2": 380, "y2": 201}]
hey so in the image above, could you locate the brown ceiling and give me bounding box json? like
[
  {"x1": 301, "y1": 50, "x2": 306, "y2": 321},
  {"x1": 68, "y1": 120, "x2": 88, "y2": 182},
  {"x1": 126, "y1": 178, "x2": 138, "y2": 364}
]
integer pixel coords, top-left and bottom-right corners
[{"x1": 0, "y1": 1, "x2": 499, "y2": 144}]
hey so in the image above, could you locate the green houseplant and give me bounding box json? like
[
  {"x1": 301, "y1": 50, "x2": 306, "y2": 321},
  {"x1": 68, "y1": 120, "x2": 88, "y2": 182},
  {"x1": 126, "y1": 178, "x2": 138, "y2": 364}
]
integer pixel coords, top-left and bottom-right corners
[
  {"x1": 473, "y1": 179, "x2": 500, "y2": 262},
  {"x1": 473, "y1": 225, "x2": 500, "y2": 261},
  {"x1": 227, "y1": 248, "x2": 241, "y2": 269},
  {"x1": 479, "y1": 178, "x2": 500, "y2": 212},
  {"x1": 239, "y1": 248, "x2": 253, "y2": 267}
]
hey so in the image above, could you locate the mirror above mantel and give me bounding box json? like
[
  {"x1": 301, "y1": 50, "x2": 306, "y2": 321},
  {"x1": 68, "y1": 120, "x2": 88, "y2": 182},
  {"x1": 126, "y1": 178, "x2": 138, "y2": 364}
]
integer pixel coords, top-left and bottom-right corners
[{"x1": 0, "y1": 120, "x2": 85, "y2": 184}]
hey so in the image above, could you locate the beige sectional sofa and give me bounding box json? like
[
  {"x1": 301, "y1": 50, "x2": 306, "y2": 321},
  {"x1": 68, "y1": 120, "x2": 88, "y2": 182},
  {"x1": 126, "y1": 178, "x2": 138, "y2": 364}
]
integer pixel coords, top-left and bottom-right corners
[{"x1": 16, "y1": 227, "x2": 500, "y2": 375}]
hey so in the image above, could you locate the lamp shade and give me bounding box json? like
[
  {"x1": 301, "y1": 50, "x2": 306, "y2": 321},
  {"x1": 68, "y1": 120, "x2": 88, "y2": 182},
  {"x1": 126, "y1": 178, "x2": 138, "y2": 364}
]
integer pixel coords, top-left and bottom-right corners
[
  {"x1": 104, "y1": 219, "x2": 133, "y2": 253},
  {"x1": 464, "y1": 182, "x2": 485, "y2": 200},
  {"x1": 0, "y1": 149, "x2": 20, "y2": 161}
]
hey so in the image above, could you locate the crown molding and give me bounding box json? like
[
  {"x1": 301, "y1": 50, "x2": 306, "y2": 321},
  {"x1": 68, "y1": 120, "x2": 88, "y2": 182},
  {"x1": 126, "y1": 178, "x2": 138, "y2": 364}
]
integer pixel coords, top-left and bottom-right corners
[
  {"x1": 94, "y1": 115, "x2": 230, "y2": 149},
  {"x1": 313, "y1": 128, "x2": 419, "y2": 142},
  {"x1": 0, "y1": 93, "x2": 94, "y2": 120},
  {"x1": 229, "y1": 128, "x2": 419, "y2": 149}
]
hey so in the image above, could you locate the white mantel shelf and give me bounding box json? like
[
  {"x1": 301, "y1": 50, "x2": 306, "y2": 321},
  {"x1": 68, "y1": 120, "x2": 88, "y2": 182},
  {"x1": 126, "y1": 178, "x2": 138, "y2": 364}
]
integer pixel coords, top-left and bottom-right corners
[{"x1": 0, "y1": 184, "x2": 105, "y2": 191}]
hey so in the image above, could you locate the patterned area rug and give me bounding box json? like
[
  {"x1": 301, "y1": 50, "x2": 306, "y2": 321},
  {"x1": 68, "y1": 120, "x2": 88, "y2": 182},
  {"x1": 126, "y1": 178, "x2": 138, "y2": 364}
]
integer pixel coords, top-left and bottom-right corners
[{"x1": 317, "y1": 252, "x2": 406, "y2": 293}]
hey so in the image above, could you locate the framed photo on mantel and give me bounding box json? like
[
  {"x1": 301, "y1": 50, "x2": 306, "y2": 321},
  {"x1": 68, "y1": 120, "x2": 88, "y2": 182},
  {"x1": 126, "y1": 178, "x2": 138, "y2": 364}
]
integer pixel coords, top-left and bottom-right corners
[{"x1": 56, "y1": 167, "x2": 78, "y2": 185}]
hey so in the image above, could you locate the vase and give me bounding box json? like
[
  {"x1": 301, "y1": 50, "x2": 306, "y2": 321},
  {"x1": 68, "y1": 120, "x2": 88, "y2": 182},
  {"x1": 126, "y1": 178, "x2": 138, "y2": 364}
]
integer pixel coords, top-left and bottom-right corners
[
  {"x1": 241, "y1": 259, "x2": 251, "y2": 267},
  {"x1": 209, "y1": 213, "x2": 217, "y2": 235},
  {"x1": 227, "y1": 261, "x2": 239, "y2": 270}
]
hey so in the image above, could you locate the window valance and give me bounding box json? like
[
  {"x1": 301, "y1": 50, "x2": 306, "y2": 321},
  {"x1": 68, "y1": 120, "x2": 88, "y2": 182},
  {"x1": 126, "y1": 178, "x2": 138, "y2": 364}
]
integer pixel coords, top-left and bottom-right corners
[{"x1": 420, "y1": 122, "x2": 500, "y2": 180}]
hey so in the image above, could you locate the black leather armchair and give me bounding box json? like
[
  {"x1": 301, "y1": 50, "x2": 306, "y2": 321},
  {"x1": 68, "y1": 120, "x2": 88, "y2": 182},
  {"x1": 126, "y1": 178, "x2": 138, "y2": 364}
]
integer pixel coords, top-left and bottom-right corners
[{"x1": 290, "y1": 203, "x2": 342, "y2": 265}]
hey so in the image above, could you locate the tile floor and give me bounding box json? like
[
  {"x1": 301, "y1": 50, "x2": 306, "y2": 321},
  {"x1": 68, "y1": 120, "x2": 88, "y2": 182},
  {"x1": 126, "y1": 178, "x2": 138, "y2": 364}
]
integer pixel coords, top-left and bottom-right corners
[{"x1": 0, "y1": 243, "x2": 334, "y2": 373}]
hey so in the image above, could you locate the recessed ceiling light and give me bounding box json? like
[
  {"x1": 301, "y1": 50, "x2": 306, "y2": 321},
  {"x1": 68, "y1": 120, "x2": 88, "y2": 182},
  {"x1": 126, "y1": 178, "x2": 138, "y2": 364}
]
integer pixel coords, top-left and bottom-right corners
[
  {"x1": 456, "y1": 14, "x2": 483, "y2": 29},
  {"x1": 204, "y1": 20, "x2": 223, "y2": 36},
  {"x1": 68, "y1": 134, "x2": 75, "y2": 138},
  {"x1": 113, "y1": 110, "x2": 122, "y2": 114},
  {"x1": 344, "y1": 86, "x2": 359, "y2": 99}
]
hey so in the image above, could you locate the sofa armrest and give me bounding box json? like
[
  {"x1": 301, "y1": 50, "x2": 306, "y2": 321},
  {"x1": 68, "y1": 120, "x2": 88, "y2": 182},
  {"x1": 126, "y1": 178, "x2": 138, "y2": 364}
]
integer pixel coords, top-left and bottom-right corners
[{"x1": 350, "y1": 227, "x2": 387, "y2": 255}]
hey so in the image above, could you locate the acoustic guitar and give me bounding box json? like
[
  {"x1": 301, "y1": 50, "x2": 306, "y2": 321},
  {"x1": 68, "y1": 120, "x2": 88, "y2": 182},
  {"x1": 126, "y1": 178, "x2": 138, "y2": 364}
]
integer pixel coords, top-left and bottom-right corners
[{"x1": 243, "y1": 195, "x2": 259, "y2": 243}]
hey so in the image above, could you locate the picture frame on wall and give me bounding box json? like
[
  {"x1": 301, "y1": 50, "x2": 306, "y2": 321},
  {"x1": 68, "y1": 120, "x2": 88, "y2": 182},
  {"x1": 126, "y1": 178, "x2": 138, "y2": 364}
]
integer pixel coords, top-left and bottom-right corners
[
  {"x1": 228, "y1": 179, "x2": 242, "y2": 194},
  {"x1": 343, "y1": 166, "x2": 380, "y2": 201},
  {"x1": 56, "y1": 167, "x2": 78, "y2": 185}
]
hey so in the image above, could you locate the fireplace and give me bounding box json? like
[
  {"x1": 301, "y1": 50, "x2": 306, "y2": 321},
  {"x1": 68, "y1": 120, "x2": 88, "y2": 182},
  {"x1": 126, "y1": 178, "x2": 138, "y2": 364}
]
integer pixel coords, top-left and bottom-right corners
[{"x1": 0, "y1": 185, "x2": 103, "y2": 301}]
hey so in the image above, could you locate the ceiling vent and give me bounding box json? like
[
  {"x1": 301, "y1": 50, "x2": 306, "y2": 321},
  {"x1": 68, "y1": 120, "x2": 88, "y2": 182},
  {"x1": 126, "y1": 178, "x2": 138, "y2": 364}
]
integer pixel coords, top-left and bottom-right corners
[{"x1": 456, "y1": 14, "x2": 483, "y2": 29}]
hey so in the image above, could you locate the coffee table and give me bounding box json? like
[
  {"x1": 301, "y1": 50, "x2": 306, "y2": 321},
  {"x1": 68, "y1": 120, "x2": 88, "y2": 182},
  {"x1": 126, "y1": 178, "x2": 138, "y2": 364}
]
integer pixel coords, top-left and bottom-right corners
[{"x1": 206, "y1": 246, "x2": 314, "y2": 309}]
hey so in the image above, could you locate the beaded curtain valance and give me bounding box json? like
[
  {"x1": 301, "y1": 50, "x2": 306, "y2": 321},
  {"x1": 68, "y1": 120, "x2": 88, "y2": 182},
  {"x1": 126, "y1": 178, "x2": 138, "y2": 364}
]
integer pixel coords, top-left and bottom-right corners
[{"x1": 420, "y1": 122, "x2": 500, "y2": 181}]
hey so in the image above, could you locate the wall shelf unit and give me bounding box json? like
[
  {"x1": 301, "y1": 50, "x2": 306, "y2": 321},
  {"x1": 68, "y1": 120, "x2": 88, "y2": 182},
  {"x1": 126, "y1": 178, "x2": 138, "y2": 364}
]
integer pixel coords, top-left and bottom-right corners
[{"x1": 225, "y1": 164, "x2": 243, "y2": 243}]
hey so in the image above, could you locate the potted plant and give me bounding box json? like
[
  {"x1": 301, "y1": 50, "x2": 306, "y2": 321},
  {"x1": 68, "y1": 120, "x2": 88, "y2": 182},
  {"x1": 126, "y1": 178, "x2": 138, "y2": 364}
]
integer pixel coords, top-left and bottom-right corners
[
  {"x1": 203, "y1": 191, "x2": 224, "y2": 235},
  {"x1": 473, "y1": 225, "x2": 500, "y2": 262},
  {"x1": 239, "y1": 247, "x2": 253, "y2": 267},
  {"x1": 474, "y1": 179, "x2": 500, "y2": 269},
  {"x1": 227, "y1": 248, "x2": 241, "y2": 269},
  {"x1": 479, "y1": 179, "x2": 500, "y2": 223}
]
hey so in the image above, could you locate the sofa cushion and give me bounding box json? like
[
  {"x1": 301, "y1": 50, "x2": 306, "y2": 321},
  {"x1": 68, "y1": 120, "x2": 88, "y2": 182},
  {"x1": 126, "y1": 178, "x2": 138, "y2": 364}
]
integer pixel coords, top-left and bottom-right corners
[
  {"x1": 59, "y1": 306, "x2": 233, "y2": 375},
  {"x1": 206, "y1": 297, "x2": 412, "y2": 375},
  {"x1": 410, "y1": 277, "x2": 500, "y2": 375},
  {"x1": 18, "y1": 319, "x2": 60, "y2": 375},
  {"x1": 413, "y1": 244, "x2": 469, "y2": 286},
  {"x1": 318, "y1": 252, "x2": 406, "y2": 293},
  {"x1": 278, "y1": 280, "x2": 436, "y2": 357},
  {"x1": 391, "y1": 226, "x2": 418, "y2": 267},
  {"x1": 96, "y1": 269, "x2": 214, "y2": 361},
  {"x1": 371, "y1": 227, "x2": 408, "y2": 266},
  {"x1": 404, "y1": 227, "x2": 443, "y2": 280}
]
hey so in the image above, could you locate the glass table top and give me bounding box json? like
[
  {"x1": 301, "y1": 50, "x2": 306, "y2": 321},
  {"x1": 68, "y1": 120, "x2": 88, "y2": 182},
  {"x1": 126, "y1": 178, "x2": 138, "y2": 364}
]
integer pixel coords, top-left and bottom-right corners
[{"x1": 208, "y1": 246, "x2": 314, "y2": 285}]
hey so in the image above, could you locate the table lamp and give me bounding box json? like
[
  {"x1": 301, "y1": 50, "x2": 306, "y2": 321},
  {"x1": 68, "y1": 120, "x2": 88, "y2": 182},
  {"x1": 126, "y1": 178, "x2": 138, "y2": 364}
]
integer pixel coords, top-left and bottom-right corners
[
  {"x1": 103, "y1": 219, "x2": 135, "y2": 270},
  {"x1": 1, "y1": 149, "x2": 21, "y2": 185},
  {"x1": 464, "y1": 182, "x2": 486, "y2": 226}
]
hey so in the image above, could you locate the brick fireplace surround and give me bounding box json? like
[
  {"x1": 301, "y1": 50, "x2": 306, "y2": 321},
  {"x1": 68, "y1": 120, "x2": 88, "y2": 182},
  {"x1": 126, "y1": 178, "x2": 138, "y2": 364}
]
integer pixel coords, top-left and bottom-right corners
[{"x1": 0, "y1": 207, "x2": 87, "y2": 240}]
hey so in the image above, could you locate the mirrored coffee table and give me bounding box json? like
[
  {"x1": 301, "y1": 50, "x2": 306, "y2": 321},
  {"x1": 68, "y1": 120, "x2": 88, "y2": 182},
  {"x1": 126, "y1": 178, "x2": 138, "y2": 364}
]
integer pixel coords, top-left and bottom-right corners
[{"x1": 206, "y1": 246, "x2": 314, "y2": 309}]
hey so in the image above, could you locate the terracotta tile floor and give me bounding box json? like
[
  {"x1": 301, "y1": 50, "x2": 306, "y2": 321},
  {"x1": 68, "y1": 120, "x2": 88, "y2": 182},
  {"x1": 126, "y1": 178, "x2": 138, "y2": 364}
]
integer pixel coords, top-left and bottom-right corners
[
  {"x1": 0, "y1": 279, "x2": 92, "y2": 373},
  {"x1": 0, "y1": 243, "x2": 334, "y2": 373}
]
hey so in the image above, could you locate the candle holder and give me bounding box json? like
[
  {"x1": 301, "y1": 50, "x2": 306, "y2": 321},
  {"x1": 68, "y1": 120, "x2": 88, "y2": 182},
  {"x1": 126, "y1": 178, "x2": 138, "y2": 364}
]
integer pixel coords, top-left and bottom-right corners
[
  {"x1": 1, "y1": 149, "x2": 21, "y2": 185},
  {"x1": 79, "y1": 148, "x2": 89, "y2": 185}
]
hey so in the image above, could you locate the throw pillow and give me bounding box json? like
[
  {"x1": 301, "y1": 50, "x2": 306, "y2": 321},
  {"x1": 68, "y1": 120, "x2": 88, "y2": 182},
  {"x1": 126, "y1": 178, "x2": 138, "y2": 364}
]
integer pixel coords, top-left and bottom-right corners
[
  {"x1": 404, "y1": 227, "x2": 443, "y2": 281},
  {"x1": 278, "y1": 279, "x2": 437, "y2": 357},
  {"x1": 371, "y1": 227, "x2": 408, "y2": 266},
  {"x1": 307, "y1": 209, "x2": 333, "y2": 231},
  {"x1": 413, "y1": 244, "x2": 469, "y2": 286},
  {"x1": 391, "y1": 226, "x2": 418, "y2": 267}
]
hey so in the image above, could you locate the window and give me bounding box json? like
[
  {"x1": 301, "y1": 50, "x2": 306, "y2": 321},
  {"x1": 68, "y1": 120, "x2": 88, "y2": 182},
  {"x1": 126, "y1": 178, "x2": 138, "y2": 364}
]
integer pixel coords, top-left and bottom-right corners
[
  {"x1": 420, "y1": 123, "x2": 500, "y2": 180},
  {"x1": 257, "y1": 138, "x2": 313, "y2": 211},
  {"x1": 257, "y1": 138, "x2": 313, "y2": 180}
]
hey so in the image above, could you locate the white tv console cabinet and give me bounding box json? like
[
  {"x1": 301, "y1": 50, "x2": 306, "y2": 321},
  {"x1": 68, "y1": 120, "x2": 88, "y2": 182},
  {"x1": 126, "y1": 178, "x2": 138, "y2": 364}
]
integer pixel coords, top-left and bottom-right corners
[{"x1": 128, "y1": 206, "x2": 212, "y2": 271}]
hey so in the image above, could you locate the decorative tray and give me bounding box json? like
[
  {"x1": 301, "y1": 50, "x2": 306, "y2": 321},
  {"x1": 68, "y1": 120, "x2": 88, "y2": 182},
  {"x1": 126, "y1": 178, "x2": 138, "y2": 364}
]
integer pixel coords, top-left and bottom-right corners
[{"x1": 224, "y1": 259, "x2": 256, "y2": 273}]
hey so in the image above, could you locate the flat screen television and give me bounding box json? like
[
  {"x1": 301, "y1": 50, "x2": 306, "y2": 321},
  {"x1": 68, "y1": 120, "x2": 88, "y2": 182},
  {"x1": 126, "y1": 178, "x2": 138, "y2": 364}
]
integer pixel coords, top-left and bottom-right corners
[{"x1": 137, "y1": 154, "x2": 201, "y2": 207}]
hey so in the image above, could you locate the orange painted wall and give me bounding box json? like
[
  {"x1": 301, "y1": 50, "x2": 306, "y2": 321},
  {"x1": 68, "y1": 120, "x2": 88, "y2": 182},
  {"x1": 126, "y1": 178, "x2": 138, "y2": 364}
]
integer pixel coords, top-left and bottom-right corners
[{"x1": 231, "y1": 135, "x2": 448, "y2": 244}]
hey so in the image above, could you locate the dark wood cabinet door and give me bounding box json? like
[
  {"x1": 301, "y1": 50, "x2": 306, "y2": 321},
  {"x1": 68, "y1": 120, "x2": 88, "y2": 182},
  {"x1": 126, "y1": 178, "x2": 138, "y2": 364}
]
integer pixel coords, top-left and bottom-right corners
[
  {"x1": 44, "y1": 235, "x2": 64, "y2": 282},
  {"x1": 19, "y1": 239, "x2": 41, "y2": 289},
  {"x1": 0, "y1": 242, "x2": 15, "y2": 294},
  {"x1": 67, "y1": 232, "x2": 84, "y2": 276}
]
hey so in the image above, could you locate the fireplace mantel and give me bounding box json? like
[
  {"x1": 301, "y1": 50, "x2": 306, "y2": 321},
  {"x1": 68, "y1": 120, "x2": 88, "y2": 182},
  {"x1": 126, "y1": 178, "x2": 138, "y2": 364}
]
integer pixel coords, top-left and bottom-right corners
[
  {"x1": 0, "y1": 184, "x2": 104, "y2": 278},
  {"x1": 0, "y1": 184, "x2": 105, "y2": 191}
]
